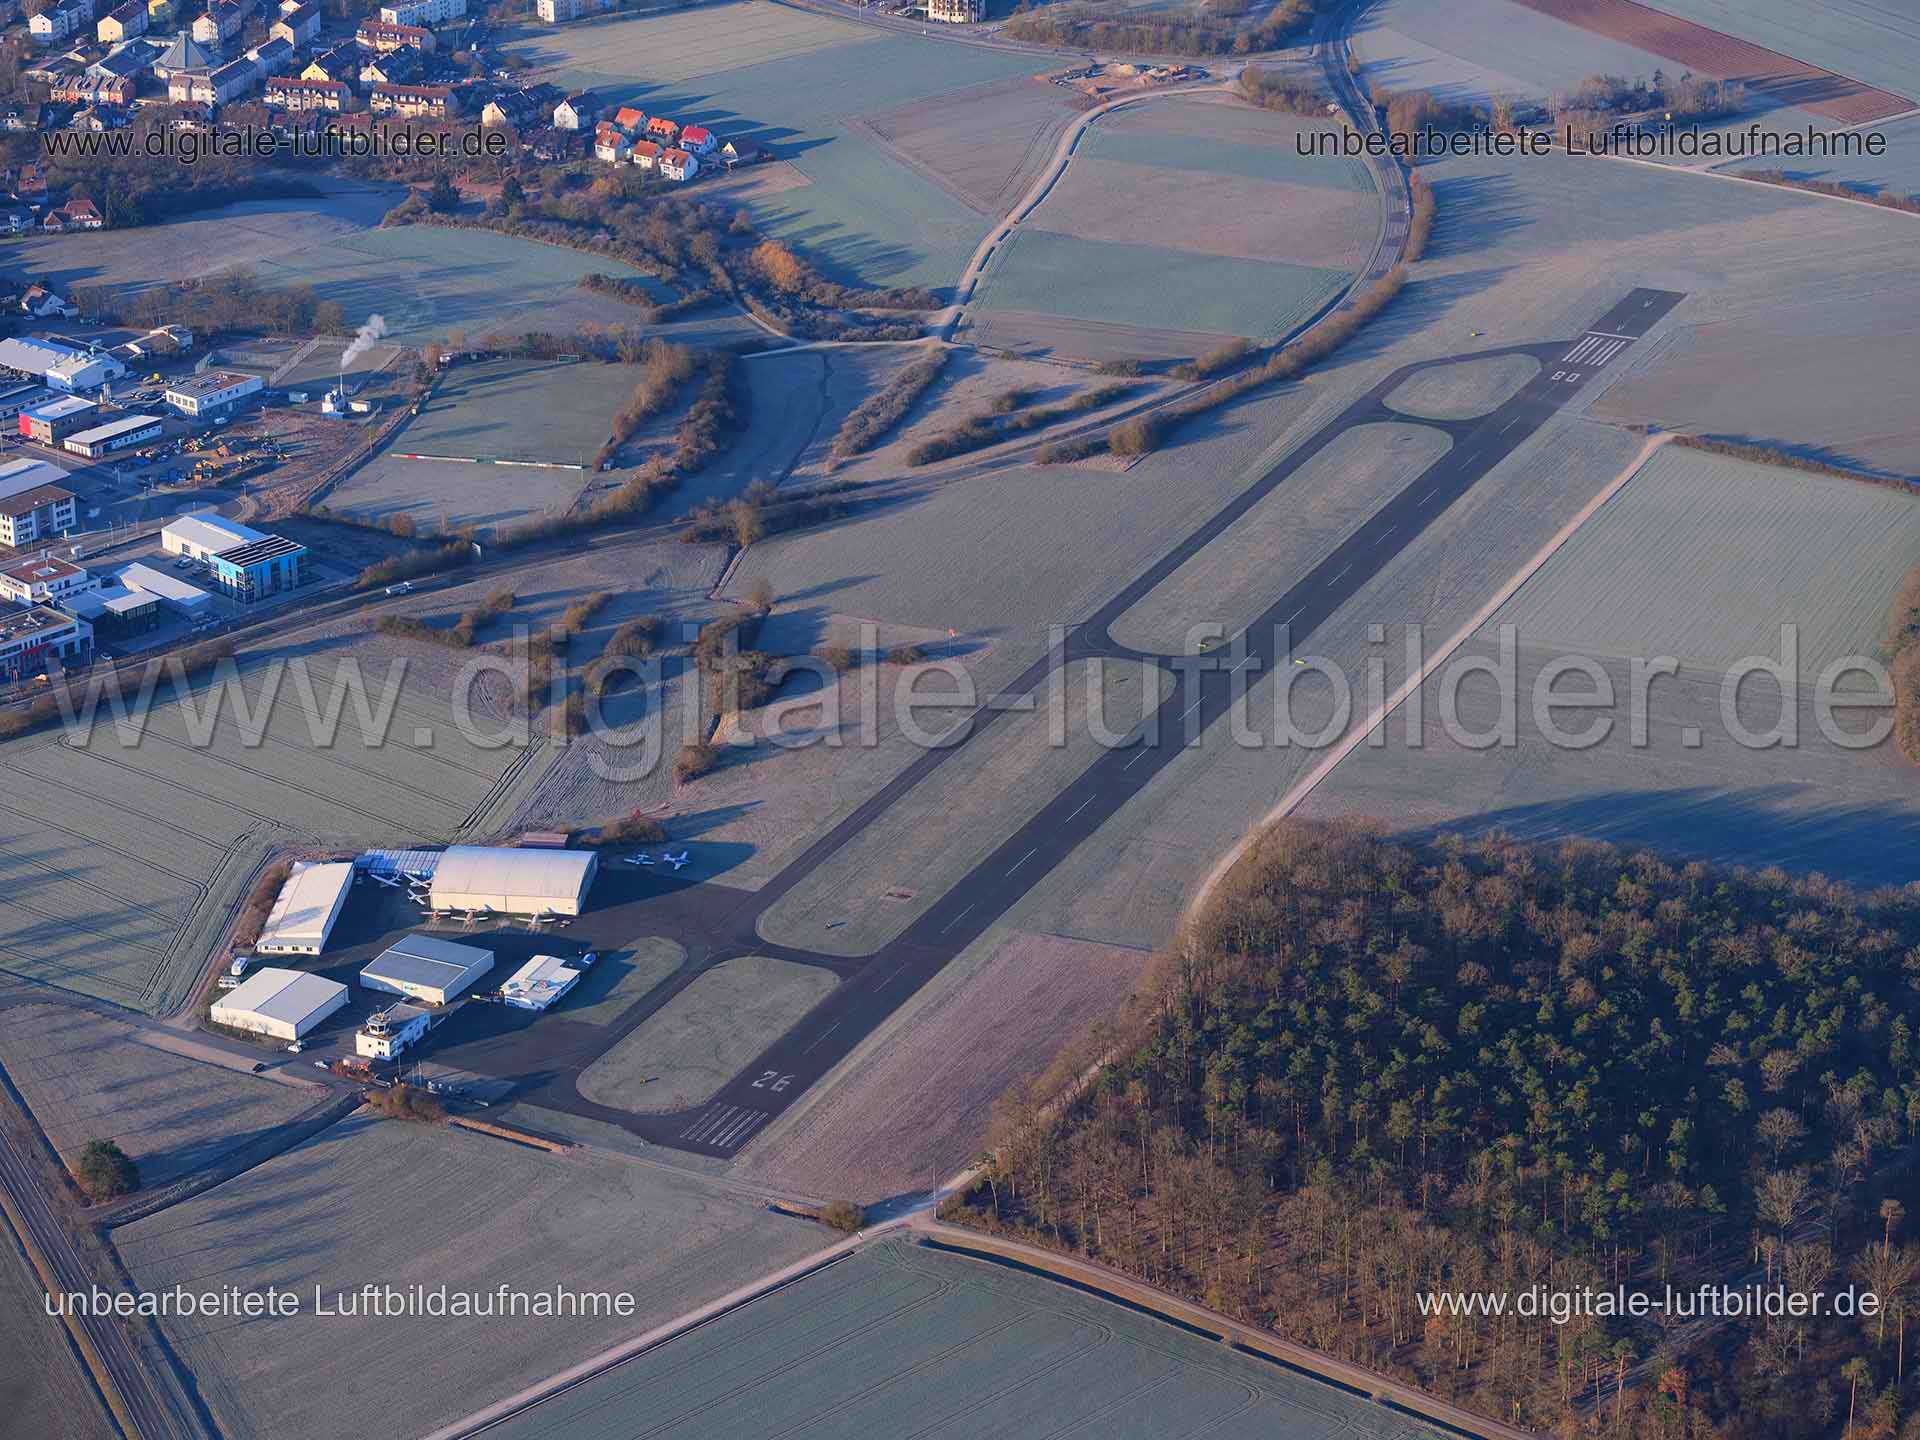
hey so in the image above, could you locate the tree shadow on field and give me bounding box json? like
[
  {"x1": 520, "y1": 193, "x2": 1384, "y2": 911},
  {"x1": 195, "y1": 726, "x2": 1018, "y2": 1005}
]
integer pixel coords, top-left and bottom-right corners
[
  {"x1": 1400, "y1": 784, "x2": 1920, "y2": 891},
  {"x1": 1337, "y1": 266, "x2": 1516, "y2": 362},
  {"x1": 1686, "y1": 433, "x2": 1917, "y2": 486},
  {"x1": 1422, "y1": 172, "x2": 1527, "y2": 262}
]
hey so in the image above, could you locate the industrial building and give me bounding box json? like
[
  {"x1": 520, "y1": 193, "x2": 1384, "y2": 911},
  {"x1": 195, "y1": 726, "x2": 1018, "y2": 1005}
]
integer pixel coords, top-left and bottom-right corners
[
  {"x1": 0, "y1": 384, "x2": 55, "y2": 425},
  {"x1": 163, "y1": 511, "x2": 260, "y2": 561},
  {"x1": 18, "y1": 395, "x2": 97, "y2": 444},
  {"x1": 163, "y1": 370, "x2": 262, "y2": 417},
  {"x1": 207, "y1": 533, "x2": 305, "y2": 602},
  {"x1": 361, "y1": 934, "x2": 494, "y2": 1005},
  {"x1": 64, "y1": 583, "x2": 159, "y2": 632},
  {"x1": 45, "y1": 349, "x2": 127, "y2": 393},
  {"x1": 500, "y1": 954, "x2": 583, "y2": 1012},
  {"x1": 63, "y1": 413, "x2": 162, "y2": 458},
  {"x1": 0, "y1": 603, "x2": 90, "y2": 679},
  {"x1": 0, "y1": 336, "x2": 80, "y2": 384},
  {"x1": 255, "y1": 860, "x2": 353, "y2": 955},
  {"x1": 115, "y1": 562, "x2": 212, "y2": 614},
  {"x1": 212, "y1": 968, "x2": 348, "y2": 1041},
  {"x1": 429, "y1": 845, "x2": 599, "y2": 917},
  {"x1": 355, "y1": 1001, "x2": 432, "y2": 1060}
]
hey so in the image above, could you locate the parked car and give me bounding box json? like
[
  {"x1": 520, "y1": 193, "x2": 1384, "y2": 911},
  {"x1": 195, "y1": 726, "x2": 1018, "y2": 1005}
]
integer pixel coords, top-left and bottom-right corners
[{"x1": 286, "y1": 1040, "x2": 303, "y2": 1054}]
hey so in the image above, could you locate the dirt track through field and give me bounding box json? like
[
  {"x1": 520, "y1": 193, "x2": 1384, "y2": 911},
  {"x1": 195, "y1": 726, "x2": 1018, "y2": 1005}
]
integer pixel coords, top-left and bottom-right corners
[{"x1": 1509, "y1": 0, "x2": 1911, "y2": 121}]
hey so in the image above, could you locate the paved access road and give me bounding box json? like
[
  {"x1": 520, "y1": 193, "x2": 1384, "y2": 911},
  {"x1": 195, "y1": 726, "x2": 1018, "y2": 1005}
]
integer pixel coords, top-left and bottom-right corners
[{"x1": 487, "y1": 290, "x2": 1684, "y2": 1158}]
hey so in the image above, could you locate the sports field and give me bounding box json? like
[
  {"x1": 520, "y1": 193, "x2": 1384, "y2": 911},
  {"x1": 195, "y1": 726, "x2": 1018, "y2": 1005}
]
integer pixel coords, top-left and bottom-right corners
[
  {"x1": 471, "y1": 1239, "x2": 1435, "y2": 1440},
  {"x1": 576, "y1": 955, "x2": 839, "y2": 1112},
  {"x1": 112, "y1": 1114, "x2": 826, "y2": 1440}
]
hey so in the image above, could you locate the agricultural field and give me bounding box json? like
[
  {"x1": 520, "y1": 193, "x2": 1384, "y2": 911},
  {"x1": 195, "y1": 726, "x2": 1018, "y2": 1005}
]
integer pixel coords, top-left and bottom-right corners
[
  {"x1": 445, "y1": 356, "x2": 680, "y2": 457},
  {"x1": 0, "y1": 614, "x2": 548, "y2": 1013},
  {"x1": 1383, "y1": 354, "x2": 1540, "y2": 419},
  {"x1": 471, "y1": 1239, "x2": 1425, "y2": 1440},
  {"x1": 1727, "y1": 113, "x2": 1920, "y2": 201},
  {"x1": 757, "y1": 660, "x2": 1173, "y2": 957},
  {"x1": 327, "y1": 454, "x2": 590, "y2": 537},
  {"x1": 513, "y1": 6, "x2": 1052, "y2": 291},
  {"x1": 1510, "y1": 0, "x2": 1913, "y2": 119},
  {"x1": 1638, "y1": 0, "x2": 1920, "y2": 103},
  {"x1": 1109, "y1": 422, "x2": 1456, "y2": 653},
  {"x1": 0, "y1": 1225, "x2": 116, "y2": 1440},
  {"x1": 111, "y1": 1113, "x2": 827, "y2": 1440},
  {"x1": 735, "y1": 927, "x2": 1150, "y2": 1201},
  {"x1": 857, "y1": 74, "x2": 1083, "y2": 217},
  {"x1": 0, "y1": 1005, "x2": 314, "y2": 1189},
  {"x1": 970, "y1": 102, "x2": 1375, "y2": 353},
  {"x1": 7, "y1": 178, "x2": 400, "y2": 296},
  {"x1": 1299, "y1": 444, "x2": 1920, "y2": 887},
  {"x1": 577, "y1": 955, "x2": 839, "y2": 1113}
]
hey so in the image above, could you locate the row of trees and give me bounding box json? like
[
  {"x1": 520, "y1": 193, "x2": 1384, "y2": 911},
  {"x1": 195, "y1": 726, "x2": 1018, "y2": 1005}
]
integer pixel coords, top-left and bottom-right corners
[
  {"x1": 1002, "y1": 0, "x2": 1320, "y2": 56},
  {"x1": 74, "y1": 270, "x2": 350, "y2": 339},
  {"x1": 955, "y1": 818, "x2": 1920, "y2": 1434}
]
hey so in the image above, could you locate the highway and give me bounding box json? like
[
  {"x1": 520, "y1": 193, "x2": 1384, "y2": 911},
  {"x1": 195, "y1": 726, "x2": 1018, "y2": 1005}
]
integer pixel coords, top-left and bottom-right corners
[{"x1": 488, "y1": 290, "x2": 1684, "y2": 1158}]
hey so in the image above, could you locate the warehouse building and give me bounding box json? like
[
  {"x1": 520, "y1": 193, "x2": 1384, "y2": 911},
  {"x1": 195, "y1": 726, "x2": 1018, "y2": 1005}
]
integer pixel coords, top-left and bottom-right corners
[
  {"x1": 256, "y1": 860, "x2": 353, "y2": 955},
  {"x1": 18, "y1": 395, "x2": 96, "y2": 444},
  {"x1": 210, "y1": 967, "x2": 348, "y2": 1041},
  {"x1": 361, "y1": 934, "x2": 494, "y2": 1005},
  {"x1": 164, "y1": 369, "x2": 262, "y2": 418},
  {"x1": 64, "y1": 582, "x2": 159, "y2": 632},
  {"x1": 63, "y1": 412, "x2": 162, "y2": 458},
  {"x1": 162, "y1": 511, "x2": 262, "y2": 561},
  {"x1": 500, "y1": 953, "x2": 583, "y2": 1012},
  {"x1": 0, "y1": 336, "x2": 80, "y2": 383},
  {"x1": 45, "y1": 349, "x2": 127, "y2": 393},
  {"x1": 0, "y1": 385, "x2": 55, "y2": 425},
  {"x1": 429, "y1": 845, "x2": 599, "y2": 917}
]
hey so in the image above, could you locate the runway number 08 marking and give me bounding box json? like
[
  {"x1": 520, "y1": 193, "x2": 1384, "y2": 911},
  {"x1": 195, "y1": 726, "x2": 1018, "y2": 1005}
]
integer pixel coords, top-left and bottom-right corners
[
  {"x1": 1551, "y1": 370, "x2": 1583, "y2": 383},
  {"x1": 752, "y1": 1071, "x2": 795, "y2": 1093}
]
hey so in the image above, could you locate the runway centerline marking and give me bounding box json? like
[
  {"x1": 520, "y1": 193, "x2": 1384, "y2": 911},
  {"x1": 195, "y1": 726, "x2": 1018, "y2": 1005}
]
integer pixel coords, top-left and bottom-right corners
[
  {"x1": 802, "y1": 1022, "x2": 841, "y2": 1053},
  {"x1": 939, "y1": 903, "x2": 974, "y2": 933},
  {"x1": 1065, "y1": 796, "x2": 1094, "y2": 821},
  {"x1": 1005, "y1": 848, "x2": 1037, "y2": 876}
]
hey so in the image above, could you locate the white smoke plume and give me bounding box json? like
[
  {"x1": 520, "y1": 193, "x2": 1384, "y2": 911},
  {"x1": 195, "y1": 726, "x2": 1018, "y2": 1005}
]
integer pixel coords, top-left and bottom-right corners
[{"x1": 340, "y1": 314, "x2": 388, "y2": 372}]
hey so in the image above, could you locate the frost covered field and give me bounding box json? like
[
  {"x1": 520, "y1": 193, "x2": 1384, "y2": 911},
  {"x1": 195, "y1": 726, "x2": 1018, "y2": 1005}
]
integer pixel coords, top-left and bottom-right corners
[{"x1": 113, "y1": 1114, "x2": 825, "y2": 1440}]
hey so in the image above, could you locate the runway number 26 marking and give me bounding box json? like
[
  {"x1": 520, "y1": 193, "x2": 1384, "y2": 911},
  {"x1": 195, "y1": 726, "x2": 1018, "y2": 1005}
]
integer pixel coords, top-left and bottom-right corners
[{"x1": 753, "y1": 1071, "x2": 795, "y2": 1093}]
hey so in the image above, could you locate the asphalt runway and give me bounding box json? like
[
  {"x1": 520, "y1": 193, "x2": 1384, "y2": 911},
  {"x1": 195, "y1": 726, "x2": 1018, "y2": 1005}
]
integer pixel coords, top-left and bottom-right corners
[{"x1": 443, "y1": 290, "x2": 1685, "y2": 1157}]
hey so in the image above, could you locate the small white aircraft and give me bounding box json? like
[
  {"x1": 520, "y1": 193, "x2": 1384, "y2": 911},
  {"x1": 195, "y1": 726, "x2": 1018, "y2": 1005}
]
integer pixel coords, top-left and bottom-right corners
[
  {"x1": 624, "y1": 853, "x2": 654, "y2": 866},
  {"x1": 664, "y1": 850, "x2": 690, "y2": 871},
  {"x1": 368, "y1": 871, "x2": 404, "y2": 889}
]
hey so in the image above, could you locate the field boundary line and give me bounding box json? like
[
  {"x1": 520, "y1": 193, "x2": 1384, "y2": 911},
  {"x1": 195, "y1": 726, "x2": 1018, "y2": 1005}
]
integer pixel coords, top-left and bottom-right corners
[
  {"x1": 1185, "y1": 430, "x2": 1674, "y2": 919},
  {"x1": 912, "y1": 1219, "x2": 1545, "y2": 1440},
  {"x1": 421, "y1": 1224, "x2": 886, "y2": 1440}
]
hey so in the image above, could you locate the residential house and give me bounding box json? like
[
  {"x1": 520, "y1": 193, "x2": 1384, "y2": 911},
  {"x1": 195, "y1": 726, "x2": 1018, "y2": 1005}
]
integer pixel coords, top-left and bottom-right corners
[
  {"x1": 147, "y1": 0, "x2": 174, "y2": 25},
  {"x1": 369, "y1": 81, "x2": 453, "y2": 118},
  {"x1": 55, "y1": 197, "x2": 103, "y2": 227},
  {"x1": 629, "y1": 137, "x2": 661, "y2": 168},
  {"x1": 591, "y1": 120, "x2": 627, "y2": 163},
  {"x1": 269, "y1": 0, "x2": 315, "y2": 46},
  {"x1": 536, "y1": 0, "x2": 612, "y2": 21},
  {"x1": 357, "y1": 45, "x2": 422, "y2": 85},
  {"x1": 677, "y1": 122, "x2": 714, "y2": 155},
  {"x1": 13, "y1": 167, "x2": 48, "y2": 205},
  {"x1": 185, "y1": 55, "x2": 258, "y2": 103},
  {"x1": 0, "y1": 105, "x2": 42, "y2": 133},
  {"x1": 301, "y1": 40, "x2": 357, "y2": 82},
  {"x1": 191, "y1": 0, "x2": 244, "y2": 45},
  {"x1": 609, "y1": 103, "x2": 642, "y2": 134},
  {"x1": 719, "y1": 135, "x2": 764, "y2": 167},
  {"x1": 355, "y1": 18, "x2": 433, "y2": 50},
  {"x1": 30, "y1": 2, "x2": 83, "y2": 44},
  {"x1": 378, "y1": 0, "x2": 461, "y2": 23},
  {"x1": 0, "y1": 208, "x2": 32, "y2": 234},
  {"x1": 264, "y1": 73, "x2": 344, "y2": 110},
  {"x1": 658, "y1": 146, "x2": 695, "y2": 182},
  {"x1": 20, "y1": 286, "x2": 76, "y2": 317},
  {"x1": 644, "y1": 114, "x2": 676, "y2": 142},
  {"x1": 169, "y1": 100, "x2": 215, "y2": 128},
  {"x1": 87, "y1": 44, "x2": 151, "y2": 82},
  {"x1": 245, "y1": 34, "x2": 293, "y2": 71},
  {"x1": 551, "y1": 89, "x2": 597, "y2": 130},
  {"x1": 52, "y1": 74, "x2": 134, "y2": 106},
  {"x1": 479, "y1": 86, "x2": 543, "y2": 129},
  {"x1": 97, "y1": 0, "x2": 146, "y2": 42}
]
